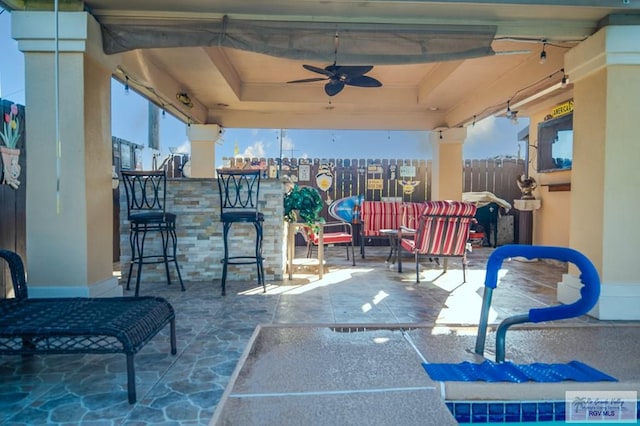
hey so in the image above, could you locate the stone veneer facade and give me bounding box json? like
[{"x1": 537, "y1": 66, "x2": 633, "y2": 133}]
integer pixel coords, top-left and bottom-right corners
[{"x1": 119, "y1": 178, "x2": 285, "y2": 286}]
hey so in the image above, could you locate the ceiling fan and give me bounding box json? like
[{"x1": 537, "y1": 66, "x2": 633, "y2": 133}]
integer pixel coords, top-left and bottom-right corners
[{"x1": 287, "y1": 33, "x2": 382, "y2": 96}]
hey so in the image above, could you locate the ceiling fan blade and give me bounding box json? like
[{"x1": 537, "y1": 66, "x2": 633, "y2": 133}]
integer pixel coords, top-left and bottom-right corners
[
  {"x1": 303, "y1": 64, "x2": 333, "y2": 77},
  {"x1": 346, "y1": 75, "x2": 383, "y2": 88},
  {"x1": 287, "y1": 77, "x2": 328, "y2": 84},
  {"x1": 332, "y1": 65, "x2": 373, "y2": 77},
  {"x1": 325, "y1": 81, "x2": 345, "y2": 96},
  {"x1": 290, "y1": 39, "x2": 382, "y2": 96}
]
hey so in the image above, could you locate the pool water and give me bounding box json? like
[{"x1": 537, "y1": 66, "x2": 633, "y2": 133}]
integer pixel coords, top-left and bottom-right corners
[
  {"x1": 448, "y1": 400, "x2": 640, "y2": 424},
  {"x1": 485, "y1": 423, "x2": 639, "y2": 425}
]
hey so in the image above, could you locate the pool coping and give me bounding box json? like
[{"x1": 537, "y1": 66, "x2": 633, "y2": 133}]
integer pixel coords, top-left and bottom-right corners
[{"x1": 209, "y1": 323, "x2": 640, "y2": 425}]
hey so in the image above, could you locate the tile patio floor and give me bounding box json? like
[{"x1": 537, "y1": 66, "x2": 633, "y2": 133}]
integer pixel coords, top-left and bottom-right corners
[{"x1": 1, "y1": 245, "x2": 637, "y2": 425}]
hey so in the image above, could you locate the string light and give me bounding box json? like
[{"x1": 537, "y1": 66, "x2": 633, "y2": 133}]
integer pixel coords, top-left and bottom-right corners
[
  {"x1": 539, "y1": 41, "x2": 547, "y2": 64},
  {"x1": 458, "y1": 68, "x2": 567, "y2": 128},
  {"x1": 505, "y1": 101, "x2": 519, "y2": 125},
  {"x1": 116, "y1": 66, "x2": 195, "y2": 124}
]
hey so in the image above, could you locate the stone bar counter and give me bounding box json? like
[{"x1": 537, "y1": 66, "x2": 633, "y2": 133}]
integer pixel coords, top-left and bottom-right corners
[{"x1": 119, "y1": 178, "x2": 286, "y2": 287}]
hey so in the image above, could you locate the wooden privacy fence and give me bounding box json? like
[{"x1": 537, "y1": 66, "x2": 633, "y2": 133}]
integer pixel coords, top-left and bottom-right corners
[{"x1": 222, "y1": 156, "x2": 525, "y2": 219}]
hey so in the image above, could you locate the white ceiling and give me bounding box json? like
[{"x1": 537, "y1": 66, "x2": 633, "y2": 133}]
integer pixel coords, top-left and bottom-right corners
[{"x1": 15, "y1": 0, "x2": 637, "y2": 130}]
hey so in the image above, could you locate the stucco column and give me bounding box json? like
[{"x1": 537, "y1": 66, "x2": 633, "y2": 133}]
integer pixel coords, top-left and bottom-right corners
[
  {"x1": 561, "y1": 25, "x2": 640, "y2": 319},
  {"x1": 12, "y1": 11, "x2": 120, "y2": 297},
  {"x1": 429, "y1": 127, "x2": 466, "y2": 200},
  {"x1": 187, "y1": 124, "x2": 222, "y2": 178}
]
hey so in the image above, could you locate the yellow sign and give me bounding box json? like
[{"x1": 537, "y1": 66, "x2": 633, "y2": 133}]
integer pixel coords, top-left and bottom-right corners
[
  {"x1": 551, "y1": 99, "x2": 574, "y2": 118},
  {"x1": 367, "y1": 179, "x2": 383, "y2": 190}
]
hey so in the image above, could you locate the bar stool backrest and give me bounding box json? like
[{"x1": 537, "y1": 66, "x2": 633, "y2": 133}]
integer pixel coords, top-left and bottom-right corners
[
  {"x1": 216, "y1": 169, "x2": 262, "y2": 220},
  {"x1": 121, "y1": 170, "x2": 168, "y2": 222}
]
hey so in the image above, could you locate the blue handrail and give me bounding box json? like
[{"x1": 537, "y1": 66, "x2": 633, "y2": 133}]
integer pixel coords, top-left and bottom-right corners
[{"x1": 475, "y1": 245, "x2": 600, "y2": 362}]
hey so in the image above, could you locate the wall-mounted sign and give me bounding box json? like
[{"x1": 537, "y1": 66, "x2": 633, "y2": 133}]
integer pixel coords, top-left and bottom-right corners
[
  {"x1": 367, "y1": 179, "x2": 383, "y2": 190},
  {"x1": 551, "y1": 99, "x2": 574, "y2": 118},
  {"x1": 398, "y1": 179, "x2": 420, "y2": 194},
  {"x1": 388, "y1": 165, "x2": 397, "y2": 180},
  {"x1": 120, "y1": 145, "x2": 132, "y2": 169},
  {"x1": 367, "y1": 165, "x2": 383, "y2": 174},
  {"x1": 399, "y1": 165, "x2": 416, "y2": 178},
  {"x1": 316, "y1": 164, "x2": 333, "y2": 191},
  {"x1": 298, "y1": 164, "x2": 311, "y2": 182}
]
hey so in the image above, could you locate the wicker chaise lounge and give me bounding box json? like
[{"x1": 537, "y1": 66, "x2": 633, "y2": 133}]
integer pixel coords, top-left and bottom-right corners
[{"x1": 0, "y1": 249, "x2": 177, "y2": 403}]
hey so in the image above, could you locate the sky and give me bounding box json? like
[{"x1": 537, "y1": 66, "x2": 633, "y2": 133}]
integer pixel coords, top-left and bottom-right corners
[{"x1": 1, "y1": 9, "x2": 529, "y2": 169}]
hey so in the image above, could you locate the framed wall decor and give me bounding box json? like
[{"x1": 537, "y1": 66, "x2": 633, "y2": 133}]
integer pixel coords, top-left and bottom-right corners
[
  {"x1": 298, "y1": 164, "x2": 311, "y2": 181},
  {"x1": 120, "y1": 143, "x2": 132, "y2": 169}
]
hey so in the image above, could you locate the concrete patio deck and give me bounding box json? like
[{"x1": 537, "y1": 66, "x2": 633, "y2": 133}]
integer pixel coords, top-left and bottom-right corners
[{"x1": 1, "y1": 246, "x2": 638, "y2": 425}]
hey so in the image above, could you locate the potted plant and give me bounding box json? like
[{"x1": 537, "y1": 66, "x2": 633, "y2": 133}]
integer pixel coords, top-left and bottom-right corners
[{"x1": 283, "y1": 180, "x2": 324, "y2": 231}]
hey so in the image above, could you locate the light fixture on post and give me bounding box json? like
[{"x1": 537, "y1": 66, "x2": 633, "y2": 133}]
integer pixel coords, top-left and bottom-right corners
[
  {"x1": 561, "y1": 69, "x2": 568, "y2": 88},
  {"x1": 539, "y1": 41, "x2": 547, "y2": 64}
]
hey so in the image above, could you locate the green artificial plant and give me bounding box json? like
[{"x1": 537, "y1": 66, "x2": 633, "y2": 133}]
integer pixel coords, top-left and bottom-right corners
[{"x1": 283, "y1": 184, "x2": 324, "y2": 231}]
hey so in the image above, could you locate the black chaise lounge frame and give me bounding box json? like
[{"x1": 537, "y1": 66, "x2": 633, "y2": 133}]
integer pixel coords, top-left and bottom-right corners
[{"x1": 0, "y1": 249, "x2": 177, "y2": 403}]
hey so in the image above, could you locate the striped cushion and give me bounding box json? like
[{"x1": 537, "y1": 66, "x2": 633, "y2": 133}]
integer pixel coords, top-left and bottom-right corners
[
  {"x1": 310, "y1": 232, "x2": 352, "y2": 245},
  {"x1": 411, "y1": 201, "x2": 477, "y2": 256},
  {"x1": 360, "y1": 201, "x2": 400, "y2": 236},
  {"x1": 421, "y1": 200, "x2": 477, "y2": 217},
  {"x1": 401, "y1": 202, "x2": 425, "y2": 229},
  {"x1": 360, "y1": 201, "x2": 425, "y2": 236}
]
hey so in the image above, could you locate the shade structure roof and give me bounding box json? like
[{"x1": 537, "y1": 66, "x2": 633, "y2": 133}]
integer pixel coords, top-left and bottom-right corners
[{"x1": 4, "y1": 0, "x2": 640, "y2": 130}]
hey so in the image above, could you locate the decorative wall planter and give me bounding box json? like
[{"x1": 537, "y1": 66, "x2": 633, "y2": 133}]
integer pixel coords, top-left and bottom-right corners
[
  {"x1": 1, "y1": 103, "x2": 22, "y2": 189},
  {"x1": 0, "y1": 146, "x2": 21, "y2": 189}
]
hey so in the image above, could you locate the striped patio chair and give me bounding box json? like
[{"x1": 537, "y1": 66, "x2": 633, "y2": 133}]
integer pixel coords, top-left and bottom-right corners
[
  {"x1": 359, "y1": 201, "x2": 401, "y2": 258},
  {"x1": 398, "y1": 200, "x2": 477, "y2": 283}
]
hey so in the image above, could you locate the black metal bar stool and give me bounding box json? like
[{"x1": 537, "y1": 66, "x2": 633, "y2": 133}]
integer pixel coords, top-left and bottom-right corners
[
  {"x1": 121, "y1": 170, "x2": 185, "y2": 296},
  {"x1": 216, "y1": 169, "x2": 265, "y2": 296}
]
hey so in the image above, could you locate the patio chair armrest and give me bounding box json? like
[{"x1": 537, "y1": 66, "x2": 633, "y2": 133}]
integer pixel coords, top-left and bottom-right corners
[
  {"x1": 399, "y1": 226, "x2": 416, "y2": 239},
  {"x1": 322, "y1": 221, "x2": 353, "y2": 234}
]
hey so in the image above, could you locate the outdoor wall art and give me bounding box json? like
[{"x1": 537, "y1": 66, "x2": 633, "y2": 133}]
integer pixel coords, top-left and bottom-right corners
[{"x1": 0, "y1": 103, "x2": 23, "y2": 189}]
